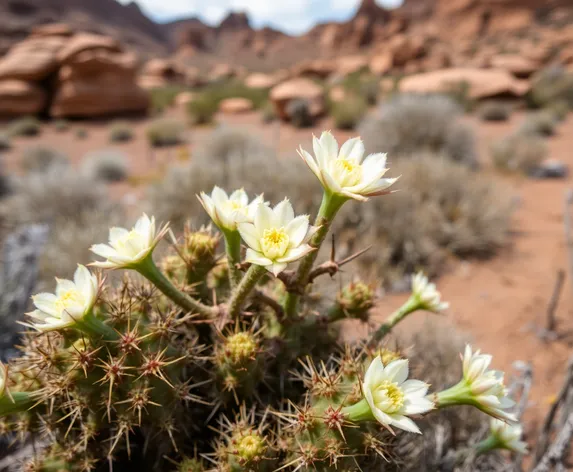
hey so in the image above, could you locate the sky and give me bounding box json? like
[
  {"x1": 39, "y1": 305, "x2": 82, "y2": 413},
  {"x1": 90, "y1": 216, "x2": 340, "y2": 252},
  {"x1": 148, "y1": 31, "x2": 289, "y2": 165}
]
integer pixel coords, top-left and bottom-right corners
[{"x1": 117, "y1": 0, "x2": 404, "y2": 34}]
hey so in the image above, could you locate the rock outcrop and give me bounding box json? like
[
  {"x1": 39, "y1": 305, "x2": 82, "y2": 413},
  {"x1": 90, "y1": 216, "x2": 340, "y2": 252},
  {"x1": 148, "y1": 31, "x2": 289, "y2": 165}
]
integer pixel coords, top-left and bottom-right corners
[
  {"x1": 0, "y1": 80, "x2": 46, "y2": 115},
  {"x1": 270, "y1": 78, "x2": 324, "y2": 120}
]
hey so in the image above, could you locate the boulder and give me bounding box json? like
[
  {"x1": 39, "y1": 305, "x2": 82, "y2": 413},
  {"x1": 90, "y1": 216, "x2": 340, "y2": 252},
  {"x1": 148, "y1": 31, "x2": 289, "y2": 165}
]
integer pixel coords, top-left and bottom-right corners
[
  {"x1": 336, "y1": 55, "x2": 369, "y2": 76},
  {"x1": 30, "y1": 23, "x2": 74, "y2": 38},
  {"x1": 219, "y1": 98, "x2": 253, "y2": 114},
  {"x1": 245, "y1": 73, "x2": 280, "y2": 89},
  {"x1": 57, "y1": 33, "x2": 121, "y2": 64},
  {"x1": 210, "y1": 63, "x2": 236, "y2": 81},
  {"x1": 370, "y1": 52, "x2": 393, "y2": 76},
  {"x1": 329, "y1": 86, "x2": 347, "y2": 103},
  {"x1": 50, "y1": 50, "x2": 148, "y2": 118},
  {"x1": 175, "y1": 91, "x2": 196, "y2": 107},
  {"x1": 291, "y1": 60, "x2": 335, "y2": 80},
  {"x1": 0, "y1": 80, "x2": 46, "y2": 115},
  {"x1": 269, "y1": 78, "x2": 324, "y2": 120},
  {"x1": 0, "y1": 36, "x2": 66, "y2": 81},
  {"x1": 140, "y1": 58, "x2": 186, "y2": 87},
  {"x1": 399, "y1": 68, "x2": 530, "y2": 100},
  {"x1": 490, "y1": 55, "x2": 539, "y2": 78},
  {"x1": 390, "y1": 34, "x2": 426, "y2": 67}
]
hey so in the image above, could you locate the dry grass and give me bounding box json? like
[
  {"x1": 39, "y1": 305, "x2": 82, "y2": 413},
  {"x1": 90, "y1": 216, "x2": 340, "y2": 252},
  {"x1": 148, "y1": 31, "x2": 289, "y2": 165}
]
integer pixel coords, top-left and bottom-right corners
[
  {"x1": 20, "y1": 146, "x2": 70, "y2": 174},
  {"x1": 491, "y1": 132, "x2": 547, "y2": 175},
  {"x1": 81, "y1": 149, "x2": 130, "y2": 183},
  {"x1": 360, "y1": 94, "x2": 478, "y2": 168},
  {"x1": 477, "y1": 101, "x2": 511, "y2": 122},
  {"x1": 146, "y1": 118, "x2": 187, "y2": 147}
]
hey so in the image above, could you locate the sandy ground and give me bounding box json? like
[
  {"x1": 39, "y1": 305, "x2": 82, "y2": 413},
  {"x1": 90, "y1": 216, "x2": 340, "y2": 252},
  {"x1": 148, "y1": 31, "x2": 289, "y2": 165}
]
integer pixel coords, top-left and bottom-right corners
[{"x1": 2, "y1": 106, "x2": 573, "y2": 432}]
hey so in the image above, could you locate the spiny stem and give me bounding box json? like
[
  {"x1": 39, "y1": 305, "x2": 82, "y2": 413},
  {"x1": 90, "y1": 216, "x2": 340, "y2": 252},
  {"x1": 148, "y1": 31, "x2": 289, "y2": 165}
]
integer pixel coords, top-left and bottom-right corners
[
  {"x1": 0, "y1": 392, "x2": 36, "y2": 416},
  {"x1": 283, "y1": 192, "x2": 346, "y2": 318},
  {"x1": 223, "y1": 229, "x2": 243, "y2": 288},
  {"x1": 228, "y1": 264, "x2": 266, "y2": 319},
  {"x1": 367, "y1": 297, "x2": 419, "y2": 348},
  {"x1": 137, "y1": 255, "x2": 217, "y2": 319},
  {"x1": 76, "y1": 310, "x2": 119, "y2": 341}
]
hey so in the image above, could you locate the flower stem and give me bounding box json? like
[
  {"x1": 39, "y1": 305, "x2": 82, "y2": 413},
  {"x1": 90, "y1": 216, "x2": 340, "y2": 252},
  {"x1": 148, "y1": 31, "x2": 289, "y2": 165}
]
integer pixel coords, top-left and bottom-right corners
[
  {"x1": 137, "y1": 255, "x2": 217, "y2": 319},
  {"x1": 228, "y1": 264, "x2": 266, "y2": 319},
  {"x1": 433, "y1": 382, "x2": 472, "y2": 408},
  {"x1": 223, "y1": 229, "x2": 243, "y2": 288},
  {"x1": 76, "y1": 310, "x2": 119, "y2": 341},
  {"x1": 283, "y1": 192, "x2": 346, "y2": 318},
  {"x1": 342, "y1": 398, "x2": 375, "y2": 423},
  {"x1": 367, "y1": 297, "x2": 419, "y2": 348},
  {"x1": 0, "y1": 392, "x2": 36, "y2": 416},
  {"x1": 475, "y1": 436, "x2": 500, "y2": 456}
]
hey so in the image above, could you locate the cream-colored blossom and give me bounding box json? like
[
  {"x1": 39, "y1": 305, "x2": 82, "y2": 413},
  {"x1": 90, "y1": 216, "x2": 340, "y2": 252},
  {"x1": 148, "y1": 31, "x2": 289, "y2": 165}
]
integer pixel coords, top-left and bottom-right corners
[
  {"x1": 490, "y1": 418, "x2": 528, "y2": 454},
  {"x1": 90, "y1": 213, "x2": 167, "y2": 269},
  {"x1": 198, "y1": 187, "x2": 265, "y2": 231},
  {"x1": 238, "y1": 199, "x2": 314, "y2": 276},
  {"x1": 363, "y1": 357, "x2": 434, "y2": 433},
  {"x1": 25, "y1": 265, "x2": 98, "y2": 331},
  {"x1": 411, "y1": 272, "x2": 449, "y2": 313},
  {"x1": 298, "y1": 131, "x2": 397, "y2": 202}
]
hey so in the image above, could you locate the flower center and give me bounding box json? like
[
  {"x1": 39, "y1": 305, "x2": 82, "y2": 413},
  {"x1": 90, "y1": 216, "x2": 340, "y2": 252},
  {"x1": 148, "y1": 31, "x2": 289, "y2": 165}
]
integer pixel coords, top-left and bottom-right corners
[
  {"x1": 55, "y1": 290, "x2": 83, "y2": 313},
  {"x1": 260, "y1": 228, "x2": 289, "y2": 260},
  {"x1": 333, "y1": 158, "x2": 362, "y2": 187},
  {"x1": 113, "y1": 230, "x2": 143, "y2": 256},
  {"x1": 224, "y1": 200, "x2": 245, "y2": 213},
  {"x1": 372, "y1": 380, "x2": 405, "y2": 414},
  {"x1": 235, "y1": 433, "x2": 266, "y2": 461},
  {"x1": 226, "y1": 332, "x2": 258, "y2": 364}
]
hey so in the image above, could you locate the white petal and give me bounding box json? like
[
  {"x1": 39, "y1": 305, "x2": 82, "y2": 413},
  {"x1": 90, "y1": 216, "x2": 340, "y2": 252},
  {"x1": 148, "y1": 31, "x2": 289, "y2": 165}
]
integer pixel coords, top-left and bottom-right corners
[
  {"x1": 211, "y1": 186, "x2": 229, "y2": 206},
  {"x1": 371, "y1": 406, "x2": 394, "y2": 427},
  {"x1": 320, "y1": 169, "x2": 342, "y2": 194},
  {"x1": 55, "y1": 278, "x2": 75, "y2": 296},
  {"x1": 134, "y1": 214, "x2": 151, "y2": 236},
  {"x1": 273, "y1": 199, "x2": 295, "y2": 226},
  {"x1": 319, "y1": 131, "x2": 338, "y2": 162},
  {"x1": 361, "y1": 153, "x2": 388, "y2": 175},
  {"x1": 244, "y1": 248, "x2": 272, "y2": 267},
  {"x1": 285, "y1": 215, "x2": 310, "y2": 247},
  {"x1": 364, "y1": 356, "x2": 385, "y2": 390},
  {"x1": 340, "y1": 137, "x2": 365, "y2": 162},
  {"x1": 90, "y1": 243, "x2": 118, "y2": 259},
  {"x1": 109, "y1": 227, "x2": 129, "y2": 243},
  {"x1": 359, "y1": 178, "x2": 399, "y2": 197},
  {"x1": 297, "y1": 147, "x2": 321, "y2": 180},
  {"x1": 270, "y1": 262, "x2": 288, "y2": 276},
  {"x1": 254, "y1": 203, "x2": 275, "y2": 232},
  {"x1": 313, "y1": 135, "x2": 328, "y2": 169},
  {"x1": 277, "y1": 244, "x2": 313, "y2": 263},
  {"x1": 402, "y1": 396, "x2": 434, "y2": 415},
  {"x1": 400, "y1": 379, "x2": 429, "y2": 396},
  {"x1": 383, "y1": 359, "x2": 409, "y2": 384},
  {"x1": 238, "y1": 223, "x2": 261, "y2": 252},
  {"x1": 389, "y1": 414, "x2": 421, "y2": 434},
  {"x1": 230, "y1": 188, "x2": 248, "y2": 206}
]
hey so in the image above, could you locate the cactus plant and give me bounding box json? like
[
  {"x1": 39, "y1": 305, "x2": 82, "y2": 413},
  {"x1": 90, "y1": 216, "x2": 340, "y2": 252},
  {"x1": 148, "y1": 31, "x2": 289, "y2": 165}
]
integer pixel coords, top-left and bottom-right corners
[{"x1": 0, "y1": 131, "x2": 527, "y2": 471}]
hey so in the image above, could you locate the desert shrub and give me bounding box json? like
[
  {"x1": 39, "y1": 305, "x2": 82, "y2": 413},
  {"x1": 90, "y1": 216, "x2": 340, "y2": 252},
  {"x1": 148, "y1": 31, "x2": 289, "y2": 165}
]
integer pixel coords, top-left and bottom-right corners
[
  {"x1": 149, "y1": 84, "x2": 187, "y2": 114},
  {"x1": 81, "y1": 149, "x2": 129, "y2": 182},
  {"x1": 75, "y1": 127, "x2": 88, "y2": 139},
  {"x1": 331, "y1": 95, "x2": 368, "y2": 130},
  {"x1": 547, "y1": 99, "x2": 569, "y2": 122},
  {"x1": 342, "y1": 74, "x2": 379, "y2": 105},
  {"x1": 53, "y1": 119, "x2": 69, "y2": 132},
  {"x1": 518, "y1": 110, "x2": 557, "y2": 136},
  {"x1": 187, "y1": 94, "x2": 219, "y2": 125},
  {"x1": 108, "y1": 120, "x2": 135, "y2": 143},
  {"x1": 477, "y1": 101, "x2": 511, "y2": 122},
  {"x1": 359, "y1": 94, "x2": 478, "y2": 167},
  {"x1": 491, "y1": 132, "x2": 547, "y2": 174},
  {"x1": 529, "y1": 66, "x2": 573, "y2": 108},
  {"x1": 146, "y1": 117, "x2": 186, "y2": 147},
  {"x1": 8, "y1": 116, "x2": 41, "y2": 137},
  {"x1": 20, "y1": 145, "x2": 70, "y2": 174},
  {"x1": 261, "y1": 101, "x2": 277, "y2": 123},
  {"x1": 0, "y1": 132, "x2": 11, "y2": 151},
  {"x1": 337, "y1": 154, "x2": 513, "y2": 285},
  {"x1": 149, "y1": 128, "x2": 319, "y2": 228},
  {"x1": 286, "y1": 98, "x2": 314, "y2": 128},
  {"x1": 443, "y1": 80, "x2": 474, "y2": 112},
  {"x1": 201, "y1": 79, "x2": 269, "y2": 109}
]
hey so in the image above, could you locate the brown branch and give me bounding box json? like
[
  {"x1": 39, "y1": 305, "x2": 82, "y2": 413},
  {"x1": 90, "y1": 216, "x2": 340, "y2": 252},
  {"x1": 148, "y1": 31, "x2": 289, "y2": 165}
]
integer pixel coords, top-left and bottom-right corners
[
  {"x1": 532, "y1": 413, "x2": 573, "y2": 472},
  {"x1": 563, "y1": 189, "x2": 573, "y2": 295},
  {"x1": 546, "y1": 270, "x2": 565, "y2": 333},
  {"x1": 533, "y1": 357, "x2": 573, "y2": 465},
  {"x1": 307, "y1": 245, "x2": 372, "y2": 284},
  {"x1": 254, "y1": 290, "x2": 285, "y2": 320}
]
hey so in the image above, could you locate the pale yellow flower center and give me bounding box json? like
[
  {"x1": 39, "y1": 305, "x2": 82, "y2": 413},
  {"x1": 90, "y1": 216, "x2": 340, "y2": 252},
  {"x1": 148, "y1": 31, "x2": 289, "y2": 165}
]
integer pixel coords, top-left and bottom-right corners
[
  {"x1": 226, "y1": 332, "x2": 258, "y2": 364},
  {"x1": 235, "y1": 433, "x2": 266, "y2": 461},
  {"x1": 55, "y1": 290, "x2": 83, "y2": 313},
  {"x1": 333, "y1": 158, "x2": 362, "y2": 187},
  {"x1": 224, "y1": 200, "x2": 245, "y2": 213},
  {"x1": 372, "y1": 380, "x2": 405, "y2": 414},
  {"x1": 260, "y1": 228, "x2": 289, "y2": 260}
]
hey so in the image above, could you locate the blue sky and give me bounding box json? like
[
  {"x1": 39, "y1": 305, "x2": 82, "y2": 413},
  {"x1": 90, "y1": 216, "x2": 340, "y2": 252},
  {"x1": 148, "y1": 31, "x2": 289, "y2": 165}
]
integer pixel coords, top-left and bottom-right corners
[{"x1": 117, "y1": 0, "x2": 403, "y2": 34}]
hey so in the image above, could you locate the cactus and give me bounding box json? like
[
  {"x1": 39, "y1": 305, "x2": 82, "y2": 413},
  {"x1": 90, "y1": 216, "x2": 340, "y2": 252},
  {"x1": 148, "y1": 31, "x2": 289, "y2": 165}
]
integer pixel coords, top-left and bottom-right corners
[{"x1": 0, "y1": 131, "x2": 527, "y2": 471}]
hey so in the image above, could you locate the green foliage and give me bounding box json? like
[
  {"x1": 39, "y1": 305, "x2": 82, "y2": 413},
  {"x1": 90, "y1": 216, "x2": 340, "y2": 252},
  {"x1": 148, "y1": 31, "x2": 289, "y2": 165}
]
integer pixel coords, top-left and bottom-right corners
[
  {"x1": 331, "y1": 95, "x2": 368, "y2": 130},
  {"x1": 477, "y1": 101, "x2": 511, "y2": 122},
  {"x1": 360, "y1": 94, "x2": 478, "y2": 168},
  {"x1": 20, "y1": 145, "x2": 70, "y2": 174},
  {"x1": 8, "y1": 115, "x2": 41, "y2": 137},
  {"x1": 149, "y1": 85, "x2": 188, "y2": 114},
  {"x1": 81, "y1": 149, "x2": 130, "y2": 183},
  {"x1": 528, "y1": 66, "x2": 573, "y2": 108},
  {"x1": 109, "y1": 120, "x2": 135, "y2": 143},
  {"x1": 518, "y1": 111, "x2": 557, "y2": 136},
  {"x1": 187, "y1": 94, "x2": 219, "y2": 125},
  {"x1": 146, "y1": 118, "x2": 187, "y2": 147},
  {"x1": 286, "y1": 99, "x2": 314, "y2": 128},
  {"x1": 261, "y1": 101, "x2": 277, "y2": 123},
  {"x1": 491, "y1": 132, "x2": 547, "y2": 174},
  {"x1": 341, "y1": 73, "x2": 380, "y2": 106}
]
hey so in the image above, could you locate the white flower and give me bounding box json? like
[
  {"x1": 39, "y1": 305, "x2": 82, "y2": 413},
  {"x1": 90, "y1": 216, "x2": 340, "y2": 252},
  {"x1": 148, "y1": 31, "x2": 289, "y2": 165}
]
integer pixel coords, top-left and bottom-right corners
[
  {"x1": 198, "y1": 187, "x2": 265, "y2": 232},
  {"x1": 25, "y1": 265, "x2": 98, "y2": 331},
  {"x1": 411, "y1": 272, "x2": 449, "y2": 313},
  {"x1": 362, "y1": 357, "x2": 434, "y2": 433},
  {"x1": 90, "y1": 213, "x2": 167, "y2": 269},
  {"x1": 0, "y1": 363, "x2": 6, "y2": 397},
  {"x1": 490, "y1": 418, "x2": 528, "y2": 454},
  {"x1": 298, "y1": 131, "x2": 397, "y2": 202},
  {"x1": 238, "y1": 199, "x2": 314, "y2": 276},
  {"x1": 462, "y1": 345, "x2": 516, "y2": 422}
]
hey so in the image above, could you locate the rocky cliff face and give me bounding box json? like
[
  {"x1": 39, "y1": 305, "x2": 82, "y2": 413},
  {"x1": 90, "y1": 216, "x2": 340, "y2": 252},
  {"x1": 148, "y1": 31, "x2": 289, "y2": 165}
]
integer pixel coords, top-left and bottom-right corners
[{"x1": 0, "y1": 0, "x2": 168, "y2": 56}]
